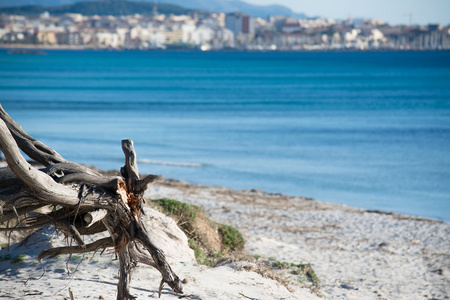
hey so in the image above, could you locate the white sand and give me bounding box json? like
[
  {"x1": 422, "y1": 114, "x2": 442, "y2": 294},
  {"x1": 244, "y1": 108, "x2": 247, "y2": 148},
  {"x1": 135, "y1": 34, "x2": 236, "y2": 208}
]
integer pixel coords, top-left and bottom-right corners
[
  {"x1": 1, "y1": 175, "x2": 449, "y2": 299},
  {"x1": 147, "y1": 180, "x2": 450, "y2": 300}
]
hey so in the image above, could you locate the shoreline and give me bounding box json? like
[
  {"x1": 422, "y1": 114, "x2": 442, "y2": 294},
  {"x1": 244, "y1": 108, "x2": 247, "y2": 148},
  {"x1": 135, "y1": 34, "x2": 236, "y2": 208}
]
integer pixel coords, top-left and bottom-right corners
[
  {"x1": 155, "y1": 178, "x2": 445, "y2": 223},
  {"x1": 0, "y1": 159, "x2": 447, "y2": 223},
  {"x1": 1, "y1": 44, "x2": 450, "y2": 53}
]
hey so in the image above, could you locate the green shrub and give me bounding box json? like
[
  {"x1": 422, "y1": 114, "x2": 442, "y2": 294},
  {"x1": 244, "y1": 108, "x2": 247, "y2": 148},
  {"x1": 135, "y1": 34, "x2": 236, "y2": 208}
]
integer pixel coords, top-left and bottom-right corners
[
  {"x1": 218, "y1": 224, "x2": 244, "y2": 251},
  {"x1": 151, "y1": 198, "x2": 244, "y2": 266},
  {"x1": 152, "y1": 198, "x2": 200, "y2": 221},
  {"x1": 291, "y1": 263, "x2": 320, "y2": 284}
]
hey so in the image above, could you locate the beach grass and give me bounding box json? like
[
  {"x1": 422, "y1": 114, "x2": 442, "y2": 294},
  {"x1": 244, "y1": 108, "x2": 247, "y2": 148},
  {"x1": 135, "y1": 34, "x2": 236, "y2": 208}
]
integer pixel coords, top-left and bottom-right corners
[
  {"x1": 151, "y1": 198, "x2": 244, "y2": 266},
  {"x1": 149, "y1": 197, "x2": 320, "y2": 293}
]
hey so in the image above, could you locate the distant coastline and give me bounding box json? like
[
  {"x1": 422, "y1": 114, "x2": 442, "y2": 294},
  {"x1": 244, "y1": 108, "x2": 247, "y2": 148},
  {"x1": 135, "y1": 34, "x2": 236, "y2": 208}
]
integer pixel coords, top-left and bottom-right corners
[
  {"x1": 2, "y1": 43, "x2": 449, "y2": 52},
  {"x1": 0, "y1": 44, "x2": 86, "y2": 50}
]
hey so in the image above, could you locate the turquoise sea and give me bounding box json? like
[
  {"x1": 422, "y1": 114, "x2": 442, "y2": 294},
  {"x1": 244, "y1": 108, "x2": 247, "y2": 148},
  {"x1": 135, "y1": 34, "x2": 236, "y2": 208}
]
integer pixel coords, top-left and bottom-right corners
[{"x1": 1, "y1": 50, "x2": 449, "y2": 221}]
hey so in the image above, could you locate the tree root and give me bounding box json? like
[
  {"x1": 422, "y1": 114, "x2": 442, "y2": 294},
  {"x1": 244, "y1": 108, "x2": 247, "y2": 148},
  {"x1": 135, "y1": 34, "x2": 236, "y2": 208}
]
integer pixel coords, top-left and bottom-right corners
[{"x1": 0, "y1": 104, "x2": 183, "y2": 299}]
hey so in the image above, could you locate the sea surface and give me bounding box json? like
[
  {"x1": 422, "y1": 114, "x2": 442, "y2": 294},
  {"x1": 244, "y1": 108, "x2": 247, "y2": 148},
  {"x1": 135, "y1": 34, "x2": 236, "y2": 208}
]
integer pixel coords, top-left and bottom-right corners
[{"x1": 1, "y1": 50, "x2": 449, "y2": 221}]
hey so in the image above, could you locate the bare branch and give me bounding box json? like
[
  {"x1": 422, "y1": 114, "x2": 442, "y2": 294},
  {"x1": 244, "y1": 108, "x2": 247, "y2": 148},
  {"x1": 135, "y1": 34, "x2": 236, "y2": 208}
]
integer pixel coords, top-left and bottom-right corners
[
  {"x1": 57, "y1": 173, "x2": 123, "y2": 190},
  {"x1": 55, "y1": 219, "x2": 86, "y2": 248},
  {"x1": 0, "y1": 104, "x2": 67, "y2": 166},
  {"x1": 42, "y1": 162, "x2": 102, "y2": 178},
  {"x1": 134, "y1": 174, "x2": 160, "y2": 196},
  {"x1": 135, "y1": 221, "x2": 183, "y2": 294},
  {"x1": 37, "y1": 237, "x2": 113, "y2": 261},
  {"x1": 0, "y1": 118, "x2": 80, "y2": 207},
  {"x1": 0, "y1": 202, "x2": 44, "y2": 224},
  {"x1": 128, "y1": 241, "x2": 156, "y2": 268},
  {"x1": 121, "y1": 139, "x2": 140, "y2": 187}
]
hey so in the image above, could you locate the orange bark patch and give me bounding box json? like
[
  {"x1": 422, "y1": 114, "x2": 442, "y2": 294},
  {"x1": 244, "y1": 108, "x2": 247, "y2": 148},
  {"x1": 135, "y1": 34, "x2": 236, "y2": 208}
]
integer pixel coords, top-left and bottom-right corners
[
  {"x1": 117, "y1": 180, "x2": 128, "y2": 205},
  {"x1": 126, "y1": 180, "x2": 142, "y2": 216},
  {"x1": 114, "y1": 232, "x2": 129, "y2": 252}
]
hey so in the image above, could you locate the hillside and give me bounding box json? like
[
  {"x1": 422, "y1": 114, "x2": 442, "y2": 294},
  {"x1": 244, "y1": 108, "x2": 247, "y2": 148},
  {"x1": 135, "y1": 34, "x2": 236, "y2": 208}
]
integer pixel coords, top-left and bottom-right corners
[
  {"x1": 0, "y1": 0, "x2": 189, "y2": 16},
  {"x1": 0, "y1": 0, "x2": 308, "y2": 18},
  {"x1": 157, "y1": 0, "x2": 307, "y2": 18}
]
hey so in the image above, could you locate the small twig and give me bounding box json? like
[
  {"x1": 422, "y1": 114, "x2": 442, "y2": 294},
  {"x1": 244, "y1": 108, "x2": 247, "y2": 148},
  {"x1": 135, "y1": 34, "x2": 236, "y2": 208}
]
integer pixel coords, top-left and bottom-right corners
[
  {"x1": 72, "y1": 185, "x2": 85, "y2": 226},
  {"x1": 6, "y1": 220, "x2": 11, "y2": 251},
  {"x1": 88, "y1": 249, "x2": 97, "y2": 263},
  {"x1": 239, "y1": 293, "x2": 259, "y2": 300},
  {"x1": 12, "y1": 205, "x2": 20, "y2": 223},
  {"x1": 66, "y1": 253, "x2": 72, "y2": 275},
  {"x1": 24, "y1": 291, "x2": 43, "y2": 296},
  {"x1": 23, "y1": 259, "x2": 46, "y2": 290},
  {"x1": 57, "y1": 253, "x2": 85, "y2": 295},
  {"x1": 69, "y1": 287, "x2": 74, "y2": 300},
  {"x1": 100, "y1": 246, "x2": 108, "y2": 256},
  {"x1": 158, "y1": 278, "x2": 164, "y2": 298}
]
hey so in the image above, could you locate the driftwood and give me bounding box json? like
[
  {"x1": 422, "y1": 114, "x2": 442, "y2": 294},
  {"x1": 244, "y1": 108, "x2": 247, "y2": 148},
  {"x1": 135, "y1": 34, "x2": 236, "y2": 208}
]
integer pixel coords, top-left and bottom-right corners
[{"x1": 0, "y1": 105, "x2": 182, "y2": 299}]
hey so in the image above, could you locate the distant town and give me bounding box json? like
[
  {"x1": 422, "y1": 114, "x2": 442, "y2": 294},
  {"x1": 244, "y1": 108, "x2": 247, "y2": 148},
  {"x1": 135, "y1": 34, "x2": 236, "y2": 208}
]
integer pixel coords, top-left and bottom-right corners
[{"x1": 1, "y1": 8, "x2": 449, "y2": 51}]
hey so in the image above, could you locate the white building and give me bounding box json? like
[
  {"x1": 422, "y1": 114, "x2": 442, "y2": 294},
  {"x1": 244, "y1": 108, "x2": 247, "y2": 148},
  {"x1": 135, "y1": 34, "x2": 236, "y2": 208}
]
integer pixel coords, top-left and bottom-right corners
[
  {"x1": 96, "y1": 30, "x2": 124, "y2": 48},
  {"x1": 216, "y1": 27, "x2": 234, "y2": 46},
  {"x1": 345, "y1": 29, "x2": 360, "y2": 42},
  {"x1": 181, "y1": 23, "x2": 196, "y2": 43},
  {"x1": 191, "y1": 25, "x2": 214, "y2": 45}
]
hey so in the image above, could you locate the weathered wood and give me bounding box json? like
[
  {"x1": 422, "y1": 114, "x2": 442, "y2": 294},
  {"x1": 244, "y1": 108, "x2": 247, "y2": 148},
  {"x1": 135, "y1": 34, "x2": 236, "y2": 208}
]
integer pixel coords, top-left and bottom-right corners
[
  {"x1": 128, "y1": 241, "x2": 156, "y2": 268},
  {"x1": 55, "y1": 219, "x2": 86, "y2": 248},
  {"x1": 135, "y1": 222, "x2": 183, "y2": 295},
  {"x1": 0, "y1": 105, "x2": 67, "y2": 166},
  {"x1": 84, "y1": 209, "x2": 108, "y2": 227},
  {"x1": 0, "y1": 105, "x2": 183, "y2": 298},
  {"x1": 42, "y1": 162, "x2": 103, "y2": 178},
  {"x1": 118, "y1": 247, "x2": 138, "y2": 300},
  {"x1": 0, "y1": 203, "x2": 44, "y2": 224},
  {"x1": 0, "y1": 118, "x2": 80, "y2": 206},
  {"x1": 134, "y1": 174, "x2": 160, "y2": 197},
  {"x1": 37, "y1": 237, "x2": 114, "y2": 261},
  {"x1": 121, "y1": 139, "x2": 140, "y2": 187}
]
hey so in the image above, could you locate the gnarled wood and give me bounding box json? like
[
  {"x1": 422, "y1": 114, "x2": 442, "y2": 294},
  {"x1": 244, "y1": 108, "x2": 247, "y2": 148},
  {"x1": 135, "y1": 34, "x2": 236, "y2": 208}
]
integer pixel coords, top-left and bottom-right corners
[
  {"x1": 0, "y1": 105, "x2": 67, "y2": 166},
  {"x1": 0, "y1": 105, "x2": 183, "y2": 299},
  {"x1": 37, "y1": 237, "x2": 114, "y2": 261},
  {"x1": 0, "y1": 118, "x2": 80, "y2": 207}
]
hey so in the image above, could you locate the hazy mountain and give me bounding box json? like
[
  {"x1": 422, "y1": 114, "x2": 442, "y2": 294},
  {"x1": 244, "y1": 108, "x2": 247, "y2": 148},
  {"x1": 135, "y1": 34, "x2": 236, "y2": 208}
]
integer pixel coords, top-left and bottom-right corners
[
  {"x1": 157, "y1": 0, "x2": 306, "y2": 18},
  {"x1": 0, "y1": 0, "x2": 81, "y2": 7},
  {"x1": 0, "y1": 1, "x2": 189, "y2": 16},
  {"x1": 0, "y1": 0, "x2": 308, "y2": 18}
]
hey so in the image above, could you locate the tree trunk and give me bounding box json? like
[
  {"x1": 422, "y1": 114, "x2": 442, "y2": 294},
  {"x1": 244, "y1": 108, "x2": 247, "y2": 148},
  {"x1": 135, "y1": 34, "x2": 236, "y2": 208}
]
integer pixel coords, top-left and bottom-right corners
[{"x1": 0, "y1": 105, "x2": 183, "y2": 299}]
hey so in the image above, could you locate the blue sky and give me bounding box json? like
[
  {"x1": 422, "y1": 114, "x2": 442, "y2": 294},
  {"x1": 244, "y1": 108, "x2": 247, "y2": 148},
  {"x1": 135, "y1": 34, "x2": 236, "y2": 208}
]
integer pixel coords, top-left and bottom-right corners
[{"x1": 245, "y1": 0, "x2": 450, "y2": 25}]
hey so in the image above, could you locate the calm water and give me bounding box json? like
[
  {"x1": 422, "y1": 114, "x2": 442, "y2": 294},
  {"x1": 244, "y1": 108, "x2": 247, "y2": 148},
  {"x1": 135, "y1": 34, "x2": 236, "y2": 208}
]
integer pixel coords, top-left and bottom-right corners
[{"x1": 1, "y1": 50, "x2": 449, "y2": 221}]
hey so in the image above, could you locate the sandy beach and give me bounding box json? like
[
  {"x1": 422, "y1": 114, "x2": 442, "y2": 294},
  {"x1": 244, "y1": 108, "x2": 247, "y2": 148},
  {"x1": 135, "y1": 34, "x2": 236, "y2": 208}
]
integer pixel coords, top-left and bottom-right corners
[
  {"x1": 1, "y1": 166, "x2": 449, "y2": 299},
  {"x1": 147, "y1": 179, "x2": 450, "y2": 300}
]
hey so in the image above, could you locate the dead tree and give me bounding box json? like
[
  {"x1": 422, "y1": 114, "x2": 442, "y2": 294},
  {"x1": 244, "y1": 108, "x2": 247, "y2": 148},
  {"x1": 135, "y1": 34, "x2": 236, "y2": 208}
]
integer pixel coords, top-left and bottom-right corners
[{"x1": 0, "y1": 105, "x2": 183, "y2": 299}]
